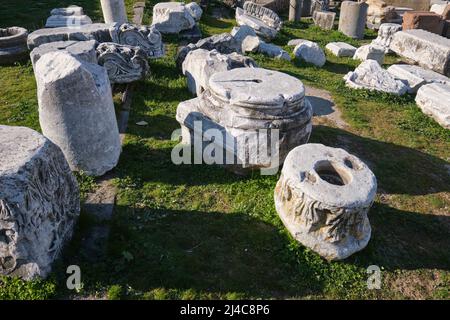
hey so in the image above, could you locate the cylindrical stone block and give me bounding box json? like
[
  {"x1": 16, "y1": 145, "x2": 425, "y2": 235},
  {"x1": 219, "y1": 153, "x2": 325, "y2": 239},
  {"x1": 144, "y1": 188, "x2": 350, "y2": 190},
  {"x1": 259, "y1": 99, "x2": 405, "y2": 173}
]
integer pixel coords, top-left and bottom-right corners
[
  {"x1": 289, "y1": 0, "x2": 303, "y2": 22},
  {"x1": 338, "y1": 1, "x2": 368, "y2": 40},
  {"x1": 35, "y1": 51, "x2": 122, "y2": 176},
  {"x1": 100, "y1": 0, "x2": 128, "y2": 24}
]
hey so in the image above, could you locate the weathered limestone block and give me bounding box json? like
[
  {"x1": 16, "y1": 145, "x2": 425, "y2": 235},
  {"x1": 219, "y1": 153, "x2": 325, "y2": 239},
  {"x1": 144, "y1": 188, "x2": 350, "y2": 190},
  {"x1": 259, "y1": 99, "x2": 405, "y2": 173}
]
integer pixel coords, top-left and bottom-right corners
[
  {"x1": 235, "y1": 2, "x2": 282, "y2": 40},
  {"x1": 182, "y1": 48, "x2": 257, "y2": 96},
  {"x1": 111, "y1": 23, "x2": 165, "y2": 58},
  {"x1": 344, "y1": 59, "x2": 408, "y2": 95},
  {"x1": 27, "y1": 23, "x2": 114, "y2": 50},
  {"x1": 353, "y1": 44, "x2": 385, "y2": 65},
  {"x1": 186, "y1": 2, "x2": 203, "y2": 21},
  {"x1": 258, "y1": 41, "x2": 291, "y2": 60},
  {"x1": 46, "y1": 5, "x2": 92, "y2": 28},
  {"x1": 366, "y1": 0, "x2": 402, "y2": 29},
  {"x1": 402, "y1": 11, "x2": 444, "y2": 35},
  {"x1": 389, "y1": 29, "x2": 450, "y2": 76},
  {"x1": 0, "y1": 27, "x2": 28, "y2": 65},
  {"x1": 30, "y1": 40, "x2": 98, "y2": 69},
  {"x1": 387, "y1": 64, "x2": 450, "y2": 92},
  {"x1": 0, "y1": 125, "x2": 80, "y2": 279},
  {"x1": 293, "y1": 40, "x2": 326, "y2": 67},
  {"x1": 312, "y1": 10, "x2": 336, "y2": 30},
  {"x1": 371, "y1": 23, "x2": 402, "y2": 53},
  {"x1": 430, "y1": 3, "x2": 448, "y2": 15},
  {"x1": 176, "y1": 33, "x2": 241, "y2": 67},
  {"x1": 231, "y1": 25, "x2": 258, "y2": 52},
  {"x1": 152, "y1": 2, "x2": 196, "y2": 33},
  {"x1": 310, "y1": 0, "x2": 330, "y2": 15},
  {"x1": 176, "y1": 68, "x2": 313, "y2": 174},
  {"x1": 415, "y1": 83, "x2": 450, "y2": 128},
  {"x1": 287, "y1": 38, "x2": 308, "y2": 46},
  {"x1": 100, "y1": 0, "x2": 128, "y2": 24},
  {"x1": 274, "y1": 143, "x2": 377, "y2": 261},
  {"x1": 35, "y1": 51, "x2": 121, "y2": 176},
  {"x1": 97, "y1": 42, "x2": 149, "y2": 83},
  {"x1": 325, "y1": 42, "x2": 357, "y2": 57},
  {"x1": 338, "y1": 1, "x2": 368, "y2": 39},
  {"x1": 51, "y1": 5, "x2": 84, "y2": 16}
]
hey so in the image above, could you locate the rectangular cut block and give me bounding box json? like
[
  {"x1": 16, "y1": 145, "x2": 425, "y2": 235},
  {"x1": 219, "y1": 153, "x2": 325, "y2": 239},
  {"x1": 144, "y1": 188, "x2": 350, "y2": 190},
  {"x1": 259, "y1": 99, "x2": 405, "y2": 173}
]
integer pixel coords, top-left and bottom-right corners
[
  {"x1": 402, "y1": 11, "x2": 444, "y2": 35},
  {"x1": 27, "y1": 23, "x2": 114, "y2": 50},
  {"x1": 325, "y1": 42, "x2": 357, "y2": 57},
  {"x1": 313, "y1": 11, "x2": 336, "y2": 30},
  {"x1": 390, "y1": 29, "x2": 450, "y2": 76},
  {"x1": 415, "y1": 83, "x2": 450, "y2": 129},
  {"x1": 387, "y1": 64, "x2": 450, "y2": 92}
]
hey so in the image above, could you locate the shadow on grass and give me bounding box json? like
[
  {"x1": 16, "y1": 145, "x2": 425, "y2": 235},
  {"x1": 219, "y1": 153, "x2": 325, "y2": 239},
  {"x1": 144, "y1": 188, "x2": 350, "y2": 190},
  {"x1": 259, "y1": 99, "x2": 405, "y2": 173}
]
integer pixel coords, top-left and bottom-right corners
[{"x1": 59, "y1": 207, "x2": 323, "y2": 299}]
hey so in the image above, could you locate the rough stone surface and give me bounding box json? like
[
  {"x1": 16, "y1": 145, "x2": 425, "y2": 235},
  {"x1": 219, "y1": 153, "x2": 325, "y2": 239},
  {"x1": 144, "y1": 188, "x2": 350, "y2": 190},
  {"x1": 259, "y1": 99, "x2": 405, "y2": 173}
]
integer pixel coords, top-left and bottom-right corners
[
  {"x1": 50, "y1": 5, "x2": 84, "y2": 16},
  {"x1": 430, "y1": 3, "x2": 448, "y2": 15},
  {"x1": 415, "y1": 83, "x2": 450, "y2": 128},
  {"x1": 242, "y1": 35, "x2": 261, "y2": 52},
  {"x1": 293, "y1": 40, "x2": 326, "y2": 67},
  {"x1": 110, "y1": 23, "x2": 164, "y2": 58},
  {"x1": 35, "y1": 51, "x2": 121, "y2": 176},
  {"x1": 325, "y1": 42, "x2": 357, "y2": 57},
  {"x1": 0, "y1": 27, "x2": 29, "y2": 65},
  {"x1": 0, "y1": 125, "x2": 80, "y2": 280},
  {"x1": 152, "y1": 2, "x2": 196, "y2": 33},
  {"x1": 182, "y1": 48, "x2": 257, "y2": 96},
  {"x1": 312, "y1": 10, "x2": 336, "y2": 30},
  {"x1": 338, "y1": 1, "x2": 368, "y2": 39},
  {"x1": 235, "y1": 2, "x2": 282, "y2": 40},
  {"x1": 389, "y1": 29, "x2": 450, "y2": 76},
  {"x1": 387, "y1": 64, "x2": 450, "y2": 92},
  {"x1": 27, "y1": 23, "x2": 114, "y2": 50},
  {"x1": 97, "y1": 42, "x2": 149, "y2": 83},
  {"x1": 231, "y1": 25, "x2": 258, "y2": 52},
  {"x1": 30, "y1": 40, "x2": 98, "y2": 69},
  {"x1": 371, "y1": 23, "x2": 402, "y2": 53},
  {"x1": 176, "y1": 33, "x2": 241, "y2": 68},
  {"x1": 344, "y1": 60, "x2": 408, "y2": 95},
  {"x1": 402, "y1": 11, "x2": 444, "y2": 35},
  {"x1": 45, "y1": 15, "x2": 92, "y2": 28},
  {"x1": 186, "y1": 2, "x2": 203, "y2": 21},
  {"x1": 176, "y1": 68, "x2": 313, "y2": 173},
  {"x1": 258, "y1": 41, "x2": 291, "y2": 60},
  {"x1": 287, "y1": 38, "x2": 308, "y2": 46},
  {"x1": 353, "y1": 44, "x2": 385, "y2": 65},
  {"x1": 274, "y1": 143, "x2": 376, "y2": 261},
  {"x1": 100, "y1": 0, "x2": 128, "y2": 24},
  {"x1": 366, "y1": 0, "x2": 403, "y2": 29}
]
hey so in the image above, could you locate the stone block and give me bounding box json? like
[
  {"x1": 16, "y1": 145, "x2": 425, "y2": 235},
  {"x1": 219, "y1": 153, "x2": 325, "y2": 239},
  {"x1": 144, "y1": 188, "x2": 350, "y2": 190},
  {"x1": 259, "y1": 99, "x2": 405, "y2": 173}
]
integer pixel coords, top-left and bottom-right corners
[
  {"x1": 338, "y1": 1, "x2": 368, "y2": 39},
  {"x1": 387, "y1": 64, "x2": 450, "y2": 92},
  {"x1": 293, "y1": 40, "x2": 326, "y2": 67},
  {"x1": 274, "y1": 143, "x2": 377, "y2": 261},
  {"x1": 389, "y1": 29, "x2": 450, "y2": 76},
  {"x1": 353, "y1": 44, "x2": 385, "y2": 65},
  {"x1": 312, "y1": 10, "x2": 336, "y2": 30},
  {"x1": 35, "y1": 51, "x2": 121, "y2": 176},
  {"x1": 0, "y1": 27, "x2": 28, "y2": 65},
  {"x1": 415, "y1": 83, "x2": 450, "y2": 128},
  {"x1": 325, "y1": 42, "x2": 357, "y2": 57},
  {"x1": 152, "y1": 2, "x2": 196, "y2": 34},
  {"x1": 0, "y1": 125, "x2": 80, "y2": 279}
]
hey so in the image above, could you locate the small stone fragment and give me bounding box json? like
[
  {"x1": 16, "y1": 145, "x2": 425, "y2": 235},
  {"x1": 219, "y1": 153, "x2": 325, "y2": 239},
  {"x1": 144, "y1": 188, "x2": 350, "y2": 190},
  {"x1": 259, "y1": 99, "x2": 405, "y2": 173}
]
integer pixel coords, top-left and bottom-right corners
[
  {"x1": 293, "y1": 40, "x2": 326, "y2": 67},
  {"x1": 353, "y1": 44, "x2": 385, "y2": 65},
  {"x1": 325, "y1": 42, "x2": 357, "y2": 57},
  {"x1": 415, "y1": 83, "x2": 450, "y2": 129}
]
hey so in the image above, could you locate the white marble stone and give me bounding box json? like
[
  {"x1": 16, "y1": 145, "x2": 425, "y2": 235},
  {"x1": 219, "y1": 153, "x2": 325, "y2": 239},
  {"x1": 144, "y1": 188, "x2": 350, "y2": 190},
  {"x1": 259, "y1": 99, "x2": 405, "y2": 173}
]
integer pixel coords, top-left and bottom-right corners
[
  {"x1": 344, "y1": 59, "x2": 408, "y2": 95},
  {"x1": 0, "y1": 125, "x2": 80, "y2": 279},
  {"x1": 390, "y1": 29, "x2": 450, "y2": 76},
  {"x1": 152, "y1": 2, "x2": 196, "y2": 34},
  {"x1": 186, "y1": 2, "x2": 203, "y2": 21},
  {"x1": 235, "y1": 2, "x2": 281, "y2": 40},
  {"x1": 274, "y1": 143, "x2": 376, "y2": 261},
  {"x1": 371, "y1": 23, "x2": 402, "y2": 53},
  {"x1": 415, "y1": 83, "x2": 450, "y2": 129},
  {"x1": 258, "y1": 41, "x2": 291, "y2": 60},
  {"x1": 325, "y1": 42, "x2": 357, "y2": 57},
  {"x1": 100, "y1": 0, "x2": 128, "y2": 24},
  {"x1": 353, "y1": 44, "x2": 385, "y2": 65},
  {"x1": 35, "y1": 51, "x2": 121, "y2": 176},
  {"x1": 387, "y1": 64, "x2": 450, "y2": 93},
  {"x1": 293, "y1": 40, "x2": 326, "y2": 67}
]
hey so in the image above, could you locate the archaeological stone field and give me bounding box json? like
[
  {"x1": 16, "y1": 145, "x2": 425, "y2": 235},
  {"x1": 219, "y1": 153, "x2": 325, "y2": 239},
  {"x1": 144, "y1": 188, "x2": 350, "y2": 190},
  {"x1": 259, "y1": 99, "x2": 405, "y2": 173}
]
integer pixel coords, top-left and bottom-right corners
[{"x1": 0, "y1": 0, "x2": 449, "y2": 301}]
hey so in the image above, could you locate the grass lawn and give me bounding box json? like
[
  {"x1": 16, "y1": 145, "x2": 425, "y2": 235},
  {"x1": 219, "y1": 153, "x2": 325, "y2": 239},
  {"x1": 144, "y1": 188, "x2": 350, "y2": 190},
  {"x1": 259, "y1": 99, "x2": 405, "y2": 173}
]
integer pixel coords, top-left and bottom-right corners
[{"x1": 0, "y1": 0, "x2": 449, "y2": 300}]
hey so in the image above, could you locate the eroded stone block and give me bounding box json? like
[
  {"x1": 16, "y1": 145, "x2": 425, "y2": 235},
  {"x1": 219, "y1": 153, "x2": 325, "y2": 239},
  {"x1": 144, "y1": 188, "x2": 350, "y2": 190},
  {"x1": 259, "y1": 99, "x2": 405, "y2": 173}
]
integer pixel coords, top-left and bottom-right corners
[
  {"x1": 325, "y1": 42, "x2": 357, "y2": 57},
  {"x1": 415, "y1": 83, "x2": 450, "y2": 128},
  {"x1": 293, "y1": 40, "x2": 326, "y2": 67}
]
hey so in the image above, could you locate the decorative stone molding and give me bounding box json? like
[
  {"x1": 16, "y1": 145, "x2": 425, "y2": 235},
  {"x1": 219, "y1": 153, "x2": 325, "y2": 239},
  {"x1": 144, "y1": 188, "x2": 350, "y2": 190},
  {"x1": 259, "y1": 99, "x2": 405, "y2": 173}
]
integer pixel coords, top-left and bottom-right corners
[
  {"x1": 97, "y1": 42, "x2": 149, "y2": 83},
  {"x1": 0, "y1": 125, "x2": 80, "y2": 279},
  {"x1": 274, "y1": 143, "x2": 377, "y2": 261}
]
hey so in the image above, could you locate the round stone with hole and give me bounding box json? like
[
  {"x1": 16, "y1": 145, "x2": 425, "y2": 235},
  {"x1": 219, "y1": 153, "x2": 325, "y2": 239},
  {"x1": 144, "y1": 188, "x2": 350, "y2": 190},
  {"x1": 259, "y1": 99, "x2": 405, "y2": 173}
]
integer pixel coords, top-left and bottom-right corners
[{"x1": 274, "y1": 143, "x2": 377, "y2": 261}]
